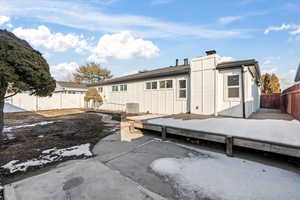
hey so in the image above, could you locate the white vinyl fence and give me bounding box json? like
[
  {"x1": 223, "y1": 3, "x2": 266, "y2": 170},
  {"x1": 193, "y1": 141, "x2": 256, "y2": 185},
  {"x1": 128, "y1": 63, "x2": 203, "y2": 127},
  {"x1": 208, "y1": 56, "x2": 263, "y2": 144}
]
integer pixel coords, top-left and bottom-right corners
[{"x1": 5, "y1": 93, "x2": 85, "y2": 111}]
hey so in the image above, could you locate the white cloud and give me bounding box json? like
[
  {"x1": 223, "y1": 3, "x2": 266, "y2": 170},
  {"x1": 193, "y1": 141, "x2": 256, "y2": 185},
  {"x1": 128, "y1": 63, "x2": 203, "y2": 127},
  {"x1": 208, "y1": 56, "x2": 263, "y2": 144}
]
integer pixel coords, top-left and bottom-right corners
[
  {"x1": 264, "y1": 24, "x2": 300, "y2": 35},
  {"x1": 217, "y1": 56, "x2": 234, "y2": 64},
  {"x1": 13, "y1": 25, "x2": 90, "y2": 52},
  {"x1": 0, "y1": 0, "x2": 248, "y2": 39},
  {"x1": 217, "y1": 16, "x2": 242, "y2": 25},
  {"x1": 88, "y1": 31, "x2": 160, "y2": 63},
  {"x1": 279, "y1": 69, "x2": 296, "y2": 90},
  {"x1": 0, "y1": 15, "x2": 10, "y2": 25},
  {"x1": 50, "y1": 62, "x2": 79, "y2": 80},
  {"x1": 260, "y1": 56, "x2": 296, "y2": 90}
]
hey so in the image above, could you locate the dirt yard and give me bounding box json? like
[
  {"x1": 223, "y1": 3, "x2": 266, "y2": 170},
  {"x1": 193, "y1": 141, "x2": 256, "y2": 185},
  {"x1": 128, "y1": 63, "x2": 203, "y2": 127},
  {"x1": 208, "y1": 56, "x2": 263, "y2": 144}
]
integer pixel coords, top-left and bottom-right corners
[{"x1": 0, "y1": 111, "x2": 120, "y2": 184}]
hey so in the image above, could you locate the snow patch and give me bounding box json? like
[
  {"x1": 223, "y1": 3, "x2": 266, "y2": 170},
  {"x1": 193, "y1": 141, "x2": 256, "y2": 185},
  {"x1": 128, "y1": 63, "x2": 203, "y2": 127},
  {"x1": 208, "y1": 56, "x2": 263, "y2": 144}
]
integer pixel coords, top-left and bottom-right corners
[
  {"x1": 1, "y1": 144, "x2": 92, "y2": 174},
  {"x1": 3, "y1": 121, "x2": 57, "y2": 133},
  {"x1": 150, "y1": 151, "x2": 300, "y2": 200},
  {"x1": 3, "y1": 103, "x2": 26, "y2": 113},
  {"x1": 147, "y1": 118, "x2": 300, "y2": 146}
]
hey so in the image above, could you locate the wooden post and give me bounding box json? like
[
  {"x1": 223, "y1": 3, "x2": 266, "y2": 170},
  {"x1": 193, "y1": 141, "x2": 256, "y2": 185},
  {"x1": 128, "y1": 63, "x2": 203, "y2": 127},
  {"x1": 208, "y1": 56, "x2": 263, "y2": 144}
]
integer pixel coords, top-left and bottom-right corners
[
  {"x1": 226, "y1": 136, "x2": 233, "y2": 157},
  {"x1": 162, "y1": 126, "x2": 166, "y2": 139}
]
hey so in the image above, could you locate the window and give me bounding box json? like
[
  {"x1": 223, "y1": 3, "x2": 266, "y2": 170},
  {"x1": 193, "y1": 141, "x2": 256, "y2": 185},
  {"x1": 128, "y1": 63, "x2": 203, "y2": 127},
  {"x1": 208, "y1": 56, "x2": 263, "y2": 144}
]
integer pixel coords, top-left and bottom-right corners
[
  {"x1": 146, "y1": 82, "x2": 151, "y2": 89},
  {"x1": 152, "y1": 82, "x2": 157, "y2": 89},
  {"x1": 179, "y1": 80, "x2": 187, "y2": 98},
  {"x1": 112, "y1": 85, "x2": 119, "y2": 92},
  {"x1": 146, "y1": 81, "x2": 157, "y2": 90},
  {"x1": 166, "y1": 80, "x2": 173, "y2": 88},
  {"x1": 227, "y1": 75, "x2": 240, "y2": 98},
  {"x1": 98, "y1": 87, "x2": 103, "y2": 93},
  {"x1": 159, "y1": 80, "x2": 166, "y2": 88},
  {"x1": 120, "y1": 84, "x2": 127, "y2": 92},
  {"x1": 160, "y1": 80, "x2": 173, "y2": 89}
]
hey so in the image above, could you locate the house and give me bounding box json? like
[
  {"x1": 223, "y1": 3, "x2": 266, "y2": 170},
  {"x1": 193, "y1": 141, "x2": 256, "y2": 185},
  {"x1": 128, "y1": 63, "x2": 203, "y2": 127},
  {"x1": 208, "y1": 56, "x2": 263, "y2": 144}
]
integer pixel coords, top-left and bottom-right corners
[
  {"x1": 90, "y1": 50, "x2": 261, "y2": 118},
  {"x1": 55, "y1": 81, "x2": 88, "y2": 94}
]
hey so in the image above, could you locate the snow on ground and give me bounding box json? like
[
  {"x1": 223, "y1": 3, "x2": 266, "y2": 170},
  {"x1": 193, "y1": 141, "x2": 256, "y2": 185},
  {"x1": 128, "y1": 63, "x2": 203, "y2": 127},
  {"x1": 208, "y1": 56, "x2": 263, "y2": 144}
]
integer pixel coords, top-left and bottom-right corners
[
  {"x1": 150, "y1": 144, "x2": 300, "y2": 200},
  {"x1": 147, "y1": 118, "x2": 300, "y2": 146},
  {"x1": 3, "y1": 121, "x2": 56, "y2": 133},
  {"x1": 3, "y1": 103, "x2": 26, "y2": 113},
  {"x1": 1, "y1": 144, "x2": 92, "y2": 174}
]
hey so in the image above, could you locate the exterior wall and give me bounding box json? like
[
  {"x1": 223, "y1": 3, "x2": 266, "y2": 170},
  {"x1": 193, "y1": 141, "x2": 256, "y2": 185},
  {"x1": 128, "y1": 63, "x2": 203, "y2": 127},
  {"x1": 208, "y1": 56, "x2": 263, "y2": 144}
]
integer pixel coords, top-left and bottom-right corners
[
  {"x1": 5, "y1": 93, "x2": 85, "y2": 111},
  {"x1": 244, "y1": 68, "x2": 260, "y2": 117},
  {"x1": 217, "y1": 68, "x2": 243, "y2": 117},
  {"x1": 190, "y1": 55, "x2": 217, "y2": 115},
  {"x1": 191, "y1": 56, "x2": 260, "y2": 118},
  {"x1": 95, "y1": 74, "x2": 189, "y2": 114},
  {"x1": 217, "y1": 67, "x2": 260, "y2": 118},
  {"x1": 281, "y1": 82, "x2": 300, "y2": 121}
]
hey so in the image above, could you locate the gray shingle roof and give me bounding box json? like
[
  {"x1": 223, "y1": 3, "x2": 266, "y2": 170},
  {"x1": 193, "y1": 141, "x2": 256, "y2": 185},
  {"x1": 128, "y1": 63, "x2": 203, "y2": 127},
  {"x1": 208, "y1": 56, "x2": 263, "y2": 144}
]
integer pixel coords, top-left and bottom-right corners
[
  {"x1": 89, "y1": 65, "x2": 190, "y2": 86},
  {"x1": 217, "y1": 59, "x2": 261, "y2": 78},
  {"x1": 57, "y1": 81, "x2": 87, "y2": 89}
]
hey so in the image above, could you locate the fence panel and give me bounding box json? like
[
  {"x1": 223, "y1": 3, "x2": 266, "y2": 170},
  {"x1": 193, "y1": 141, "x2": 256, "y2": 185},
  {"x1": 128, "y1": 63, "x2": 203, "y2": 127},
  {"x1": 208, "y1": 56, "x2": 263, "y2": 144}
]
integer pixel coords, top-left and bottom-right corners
[
  {"x1": 260, "y1": 94, "x2": 281, "y2": 109},
  {"x1": 7, "y1": 93, "x2": 85, "y2": 111},
  {"x1": 281, "y1": 83, "x2": 300, "y2": 121}
]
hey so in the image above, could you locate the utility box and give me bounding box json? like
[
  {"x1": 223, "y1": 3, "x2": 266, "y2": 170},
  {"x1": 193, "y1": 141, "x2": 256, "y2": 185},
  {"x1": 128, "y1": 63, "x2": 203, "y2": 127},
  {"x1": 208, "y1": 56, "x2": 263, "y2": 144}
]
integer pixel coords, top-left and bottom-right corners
[{"x1": 126, "y1": 103, "x2": 139, "y2": 114}]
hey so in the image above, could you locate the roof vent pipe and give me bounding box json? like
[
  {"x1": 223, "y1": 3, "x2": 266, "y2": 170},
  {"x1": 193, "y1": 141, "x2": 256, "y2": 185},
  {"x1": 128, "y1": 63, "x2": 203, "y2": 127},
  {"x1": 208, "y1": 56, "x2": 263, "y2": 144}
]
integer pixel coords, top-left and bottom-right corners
[
  {"x1": 205, "y1": 50, "x2": 217, "y2": 56},
  {"x1": 175, "y1": 59, "x2": 179, "y2": 66},
  {"x1": 184, "y1": 58, "x2": 189, "y2": 66}
]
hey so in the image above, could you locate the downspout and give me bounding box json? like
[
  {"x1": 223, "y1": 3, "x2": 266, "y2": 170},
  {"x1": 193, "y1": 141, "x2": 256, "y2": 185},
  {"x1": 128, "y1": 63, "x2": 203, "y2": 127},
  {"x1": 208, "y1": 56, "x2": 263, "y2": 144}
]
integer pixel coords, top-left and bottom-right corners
[{"x1": 241, "y1": 66, "x2": 246, "y2": 118}]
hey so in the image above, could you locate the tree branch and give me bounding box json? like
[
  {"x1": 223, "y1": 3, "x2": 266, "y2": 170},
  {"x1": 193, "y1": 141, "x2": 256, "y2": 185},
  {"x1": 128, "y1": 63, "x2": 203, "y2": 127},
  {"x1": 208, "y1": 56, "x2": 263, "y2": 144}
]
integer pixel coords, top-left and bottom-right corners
[{"x1": 4, "y1": 90, "x2": 20, "y2": 99}]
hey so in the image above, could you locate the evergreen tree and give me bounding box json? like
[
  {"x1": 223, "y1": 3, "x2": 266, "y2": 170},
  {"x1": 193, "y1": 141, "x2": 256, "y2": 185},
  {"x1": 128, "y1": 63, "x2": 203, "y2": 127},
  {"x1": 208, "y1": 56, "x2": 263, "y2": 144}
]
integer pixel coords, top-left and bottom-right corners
[
  {"x1": 0, "y1": 30, "x2": 56, "y2": 136},
  {"x1": 261, "y1": 73, "x2": 281, "y2": 94},
  {"x1": 73, "y1": 62, "x2": 112, "y2": 84}
]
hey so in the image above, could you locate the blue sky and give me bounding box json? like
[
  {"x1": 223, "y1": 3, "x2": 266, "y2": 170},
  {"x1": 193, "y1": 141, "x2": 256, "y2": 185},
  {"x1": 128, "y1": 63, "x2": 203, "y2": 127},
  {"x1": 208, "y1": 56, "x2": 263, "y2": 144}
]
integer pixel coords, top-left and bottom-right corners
[{"x1": 0, "y1": 0, "x2": 299, "y2": 88}]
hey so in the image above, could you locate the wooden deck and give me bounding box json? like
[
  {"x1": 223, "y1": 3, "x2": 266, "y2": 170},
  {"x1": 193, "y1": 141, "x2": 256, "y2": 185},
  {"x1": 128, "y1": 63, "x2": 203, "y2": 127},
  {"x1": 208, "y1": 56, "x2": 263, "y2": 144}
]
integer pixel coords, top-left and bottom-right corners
[{"x1": 130, "y1": 120, "x2": 300, "y2": 158}]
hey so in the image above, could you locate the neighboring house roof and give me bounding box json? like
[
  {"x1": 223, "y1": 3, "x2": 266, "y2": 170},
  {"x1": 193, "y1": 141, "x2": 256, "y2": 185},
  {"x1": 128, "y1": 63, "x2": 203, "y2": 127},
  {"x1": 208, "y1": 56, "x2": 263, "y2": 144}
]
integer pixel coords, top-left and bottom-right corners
[
  {"x1": 295, "y1": 63, "x2": 300, "y2": 82},
  {"x1": 89, "y1": 64, "x2": 190, "y2": 86},
  {"x1": 57, "y1": 81, "x2": 87, "y2": 89},
  {"x1": 217, "y1": 59, "x2": 261, "y2": 79}
]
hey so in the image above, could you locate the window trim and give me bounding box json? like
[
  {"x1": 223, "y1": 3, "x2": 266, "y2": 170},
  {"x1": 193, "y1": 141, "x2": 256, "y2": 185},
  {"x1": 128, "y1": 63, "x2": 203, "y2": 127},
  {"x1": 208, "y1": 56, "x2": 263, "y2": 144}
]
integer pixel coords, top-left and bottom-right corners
[
  {"x1": 178, "y1": 79, "x2": 187, "y2": 99},
  {"x1": 145, "y1": 81, "x2": 158, "y2": 90},
  {"x1": 225, "y1": 74, "x2": 241, "y2": 101}
]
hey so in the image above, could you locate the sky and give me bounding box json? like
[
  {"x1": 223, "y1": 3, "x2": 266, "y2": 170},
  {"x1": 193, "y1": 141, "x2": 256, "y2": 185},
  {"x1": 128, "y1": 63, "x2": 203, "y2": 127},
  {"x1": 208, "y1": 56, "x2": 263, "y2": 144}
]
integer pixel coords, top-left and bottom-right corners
[{"x1": 0, "y1": 0, "x2": 299, "y2": 89}]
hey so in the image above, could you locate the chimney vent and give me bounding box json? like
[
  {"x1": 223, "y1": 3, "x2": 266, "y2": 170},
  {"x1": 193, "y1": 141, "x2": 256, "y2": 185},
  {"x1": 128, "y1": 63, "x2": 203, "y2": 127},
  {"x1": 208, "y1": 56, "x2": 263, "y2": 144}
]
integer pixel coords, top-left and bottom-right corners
[
  {"x1": 175, "y1": 59, "x2": 179, "y2": 66},
  {"x1": 205, "y1": 50, "x2": 216, "y2": 56},
  {"x1": 184, "y1": 58, "x2": 189, "y2": 66}
]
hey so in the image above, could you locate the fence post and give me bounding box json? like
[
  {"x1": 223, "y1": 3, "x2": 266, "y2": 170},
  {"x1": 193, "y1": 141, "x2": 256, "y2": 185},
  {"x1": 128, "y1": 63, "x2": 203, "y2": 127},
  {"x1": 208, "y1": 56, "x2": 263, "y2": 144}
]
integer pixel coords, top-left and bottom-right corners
[{"x1": 226, "y1": 136, "x2": 233, "y2": 157}]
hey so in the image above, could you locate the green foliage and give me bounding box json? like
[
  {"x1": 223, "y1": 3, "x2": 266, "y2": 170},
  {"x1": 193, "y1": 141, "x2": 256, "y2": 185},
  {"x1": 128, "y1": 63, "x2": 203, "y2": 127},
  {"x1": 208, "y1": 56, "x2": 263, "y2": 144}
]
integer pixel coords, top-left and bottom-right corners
[
  {"x1": 73, "y1": 62, "x2": 112, "y2": 84},
  {"x1": 84, "y1": 88, "x2": 102, "y2": 102},
  {"x1": 261, "y1": 73, "x2": 281, "y2": 94},
  {"x1": 0, "y1": 29, "x2": 56, "y2": 97}
]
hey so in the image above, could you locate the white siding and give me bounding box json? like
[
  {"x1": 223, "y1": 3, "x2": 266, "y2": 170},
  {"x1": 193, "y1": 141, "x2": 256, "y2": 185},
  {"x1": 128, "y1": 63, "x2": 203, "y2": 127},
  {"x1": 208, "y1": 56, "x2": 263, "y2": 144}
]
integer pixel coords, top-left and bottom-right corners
[
  {"x1": 217, "y1": 68, "x2": 243, "y2": 118},
  {"x1": 190, "y1": 55, "x2": 217, "y2": 115},
  {"x1": 95, "y1": 74, "x2": 189, "y2": 114}
]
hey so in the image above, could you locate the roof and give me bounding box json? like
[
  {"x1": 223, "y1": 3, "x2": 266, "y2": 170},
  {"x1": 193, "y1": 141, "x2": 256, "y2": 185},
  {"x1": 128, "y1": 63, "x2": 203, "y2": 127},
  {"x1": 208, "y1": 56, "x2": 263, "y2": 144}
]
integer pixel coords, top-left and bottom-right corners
[
  {"x1": 295, "y1": 63, "x2": 300, "y2": 82},
  {"x1": 89, "y1": 65, "x2": 190, "y2": 86},
  {"x1": 217, "y1": 59, "x2": 261, "y2": 78},
  {"x1": 57, "y1": 81, "x2": 87, "y2": 89}
]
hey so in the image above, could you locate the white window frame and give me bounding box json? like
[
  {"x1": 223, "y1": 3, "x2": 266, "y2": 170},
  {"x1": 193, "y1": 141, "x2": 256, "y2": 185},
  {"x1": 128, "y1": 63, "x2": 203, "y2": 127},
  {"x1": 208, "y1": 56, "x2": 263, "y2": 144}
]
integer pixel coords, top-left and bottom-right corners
[
  {"x1": 225, "y1": 74, "x2": 240, "y2": 101},
  {"x1": 98, "y1": 87, "x2": 103, "y2": 93},
  {"x1": 178, "y1": 79, "x2": 187, "y2": 99},
  {"x1": 120, "y1": 84, "x2": 128, "y2": 92},
  {"x1": 145, "y1": 81, "x2": 158, "y2": 90},
  {"x1": 159, "y1": 80, "x2": 173, "y2": 89},
  {"x1": 112, "y1": 85, "x2": 119, "y2": 92}
]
